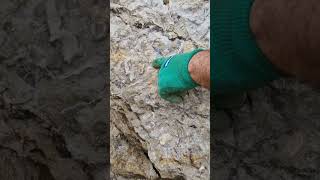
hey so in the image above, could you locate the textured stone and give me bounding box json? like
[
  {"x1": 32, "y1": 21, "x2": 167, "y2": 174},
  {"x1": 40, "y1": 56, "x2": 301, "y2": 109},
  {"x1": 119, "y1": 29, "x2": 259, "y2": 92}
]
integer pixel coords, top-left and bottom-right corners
[
  {"x1": 110, "y1": 0, "x2": 210, "y2": 179},
  {"x1": 0, "y1": 0, "x2": 108, "y2": 179},
  {"x1": 212, "y1": 79, "x2": 320, "y2": 180}
]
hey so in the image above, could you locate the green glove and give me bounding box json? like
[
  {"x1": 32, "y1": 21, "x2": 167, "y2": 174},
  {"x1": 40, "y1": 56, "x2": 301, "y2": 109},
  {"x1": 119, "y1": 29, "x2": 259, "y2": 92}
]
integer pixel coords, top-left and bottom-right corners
[{"x1": 152, "y1": 49, "x2": 203, "y2": 103}]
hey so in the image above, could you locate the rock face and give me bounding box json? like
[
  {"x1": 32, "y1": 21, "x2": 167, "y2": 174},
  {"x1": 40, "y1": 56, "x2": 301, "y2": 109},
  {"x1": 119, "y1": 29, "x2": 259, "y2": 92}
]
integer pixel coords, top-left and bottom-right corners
[
  {"x1": 110, "y1": 0, "x2": 210, "y2": 179},
  {"x1": 212, "y1": 79, "x2": 320, "y2": 180},
  {"x1": 0, "y1": 0, "x2": 108, "y2": 180}
]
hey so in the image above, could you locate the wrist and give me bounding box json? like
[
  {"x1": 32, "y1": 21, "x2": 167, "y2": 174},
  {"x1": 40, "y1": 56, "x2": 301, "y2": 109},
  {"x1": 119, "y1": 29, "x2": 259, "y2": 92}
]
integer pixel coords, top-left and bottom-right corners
[
  {"x1": 188, "y1": 50, "x2": 210, "y2": 89},
  {"x1": 178, "y1": 49, "x2": 204, "y2": 88}
]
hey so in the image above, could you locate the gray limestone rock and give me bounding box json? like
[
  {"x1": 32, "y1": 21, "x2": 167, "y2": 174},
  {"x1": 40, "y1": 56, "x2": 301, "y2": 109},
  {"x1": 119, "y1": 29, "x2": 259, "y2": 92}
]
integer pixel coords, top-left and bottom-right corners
[
  {"x1": 110, "y1": 0, "x2": 210, "y2": 179},
  {"x1": 212, "y1": 79, "x2": 320, "y2": 180},
  {"x1": 0, "y1": 0, "x2": 108, "y2": 179}
]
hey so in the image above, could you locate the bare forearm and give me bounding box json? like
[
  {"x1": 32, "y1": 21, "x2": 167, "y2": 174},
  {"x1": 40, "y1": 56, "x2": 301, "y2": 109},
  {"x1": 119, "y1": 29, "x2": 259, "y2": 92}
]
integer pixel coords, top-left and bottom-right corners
[
  {"x1": 188, "y1": 50, "x2": 210, "y2": 89},
  {"x1": 250, "y1": 0, "x2": 320, "y2": 85}
]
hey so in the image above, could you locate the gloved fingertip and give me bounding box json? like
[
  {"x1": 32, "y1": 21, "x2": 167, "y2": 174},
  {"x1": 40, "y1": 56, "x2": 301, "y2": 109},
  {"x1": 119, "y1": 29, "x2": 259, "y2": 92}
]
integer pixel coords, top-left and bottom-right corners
[
  {"x1": 161, "y1": 94, "x2": 183, "y2": 103},
  {"x1": 152, "y1": 57, "x2": 166, "y2": 69},
  {"x1": 168, "y1": 96, "x2": 183, "y2": 103}
]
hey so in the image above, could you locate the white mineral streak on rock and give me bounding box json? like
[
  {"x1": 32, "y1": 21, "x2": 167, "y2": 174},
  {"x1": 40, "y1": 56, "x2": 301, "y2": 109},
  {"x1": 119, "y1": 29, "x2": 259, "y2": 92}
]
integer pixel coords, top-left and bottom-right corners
[
  {"x1": 111, "y1": 0, "x2": 210, "y2": 179},
  {"x1": 159, "y1": 133, "x2": 173, "y2": 145}
]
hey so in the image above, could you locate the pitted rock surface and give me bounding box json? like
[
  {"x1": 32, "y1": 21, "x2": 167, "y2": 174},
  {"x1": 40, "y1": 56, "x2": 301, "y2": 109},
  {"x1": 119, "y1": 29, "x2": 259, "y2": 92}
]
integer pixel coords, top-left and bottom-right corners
[
  {"x1": 212, "y1": 79, "x2": 320, "y2": 180},
  {"x1": 110, "y1": 0, "x2": 210, "y2": 179},
  {"x1": 0, "y1": 0, "x2": 108, "y2": 180}
]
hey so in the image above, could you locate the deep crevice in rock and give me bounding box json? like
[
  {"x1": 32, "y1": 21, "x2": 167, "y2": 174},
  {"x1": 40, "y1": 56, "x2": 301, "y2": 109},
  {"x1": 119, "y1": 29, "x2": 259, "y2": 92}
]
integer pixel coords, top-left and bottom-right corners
[{"x1": 143, "y1": 151, "x2": 161, "y2": 178}]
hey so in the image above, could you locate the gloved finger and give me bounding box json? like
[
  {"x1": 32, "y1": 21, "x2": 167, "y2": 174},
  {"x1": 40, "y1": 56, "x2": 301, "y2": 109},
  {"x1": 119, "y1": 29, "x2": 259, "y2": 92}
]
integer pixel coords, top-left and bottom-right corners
[
  {"x1": 161, "y1": 93, "x2": 183, "y2": 103},
  {"x1": 152, "y1": 57, "x2": 167, "y2": 69},
  {"x1": 159, "y1": 89, "x2": 186, "y2": 103}
]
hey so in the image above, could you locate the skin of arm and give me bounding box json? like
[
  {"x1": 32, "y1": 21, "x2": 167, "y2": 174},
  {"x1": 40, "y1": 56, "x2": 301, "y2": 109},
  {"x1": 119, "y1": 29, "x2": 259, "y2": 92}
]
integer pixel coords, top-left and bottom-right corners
[
  {"x1": 187, "y1": 0, "x2": 320, "y2": 93},
  {"x1": 250, "y1": 0, "x2": 320, "y2": 87},
  {"x1": 188, "y1": 50, "x2": 210, "y2": 89}
]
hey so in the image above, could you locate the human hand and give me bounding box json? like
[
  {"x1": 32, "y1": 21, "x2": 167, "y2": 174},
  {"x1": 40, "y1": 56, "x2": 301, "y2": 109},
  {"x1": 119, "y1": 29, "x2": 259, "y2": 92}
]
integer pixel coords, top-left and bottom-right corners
[{"x1": 152, "y1": 49, "x2": 203, "y2": 103}]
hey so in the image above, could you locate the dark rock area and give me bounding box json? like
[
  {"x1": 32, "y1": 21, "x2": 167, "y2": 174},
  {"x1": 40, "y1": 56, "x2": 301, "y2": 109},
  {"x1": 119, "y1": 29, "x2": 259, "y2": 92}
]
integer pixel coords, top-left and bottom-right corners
[
  {"x1": 0, "y1": 0, "x2": 108, "y2": 180},
  {"x1": 212, "y1": 79, "x2": 320, "y2": 180}
]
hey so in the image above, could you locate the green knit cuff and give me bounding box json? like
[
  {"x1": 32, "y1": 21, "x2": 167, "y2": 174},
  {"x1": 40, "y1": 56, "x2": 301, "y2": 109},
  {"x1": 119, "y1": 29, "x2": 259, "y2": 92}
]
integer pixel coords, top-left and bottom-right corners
[{"x1": 211, "y1": 0, "x2": 280, "y2": 96}]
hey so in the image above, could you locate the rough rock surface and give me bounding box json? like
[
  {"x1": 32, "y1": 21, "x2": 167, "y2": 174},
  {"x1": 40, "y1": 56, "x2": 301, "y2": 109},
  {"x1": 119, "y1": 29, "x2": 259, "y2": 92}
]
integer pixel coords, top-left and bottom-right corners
[
  {"x1": 0, "y1": 0, "x2": 108, "y2": 180},
  {"x1": 212, "y1": 79, "x2": 320, "y2": 180},
  {"x1": 110, "y1": 0, "x2": 210, "y2": 179}
]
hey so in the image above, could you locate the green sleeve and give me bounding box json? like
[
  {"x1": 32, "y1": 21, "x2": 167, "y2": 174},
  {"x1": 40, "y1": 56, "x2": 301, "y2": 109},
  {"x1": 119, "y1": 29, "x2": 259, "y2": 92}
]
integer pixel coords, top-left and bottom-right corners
[{"x1": 211, "y1": 0, "x2": 280, "y2": 96}]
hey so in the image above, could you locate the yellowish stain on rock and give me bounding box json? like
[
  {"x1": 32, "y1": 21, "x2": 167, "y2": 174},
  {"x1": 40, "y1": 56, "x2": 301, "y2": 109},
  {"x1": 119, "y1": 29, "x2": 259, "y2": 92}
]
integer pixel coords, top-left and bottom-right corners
[
  {"x1": 111, "y1": 49, "x2": 127, "y2": 62},
  {"x1": 183, "y1": 41, "x2": 196, "y2": 52},
  {"x1": 111, "y1": 146, "x2": 154, "y2": 177},
  {"x1": 158, "y1": 154, "x2": 205, "y2": 169}
]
